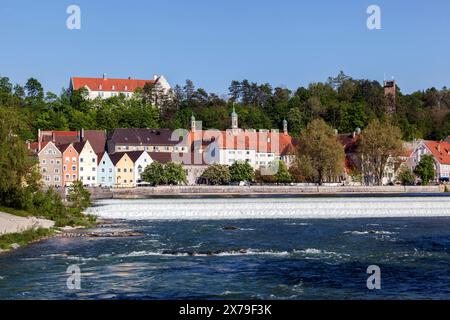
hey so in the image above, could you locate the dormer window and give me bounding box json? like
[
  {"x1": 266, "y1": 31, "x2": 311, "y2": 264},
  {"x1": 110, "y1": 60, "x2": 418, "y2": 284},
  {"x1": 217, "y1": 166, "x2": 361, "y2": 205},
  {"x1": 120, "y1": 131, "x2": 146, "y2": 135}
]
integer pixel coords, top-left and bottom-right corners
[
  {"x1": 124, "y1": 85, "x2": 128, "y2": 91},
  {"x1": 99, "y1": 85, "x2": 102, "y2": 90},
  {"x1": 112, "y1": 85, "x2": 115, "y2": 90}
]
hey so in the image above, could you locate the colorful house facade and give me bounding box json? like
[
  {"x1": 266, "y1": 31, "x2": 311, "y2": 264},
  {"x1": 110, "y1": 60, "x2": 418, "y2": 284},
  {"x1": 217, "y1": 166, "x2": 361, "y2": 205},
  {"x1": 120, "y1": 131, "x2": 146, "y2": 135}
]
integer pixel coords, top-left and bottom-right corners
[
  {"x1": 97, "y1": 152, "x2": 115, "y2": 187},
  {"x1": 59, "y1": 143, "x2": 79, "y2": 186}
]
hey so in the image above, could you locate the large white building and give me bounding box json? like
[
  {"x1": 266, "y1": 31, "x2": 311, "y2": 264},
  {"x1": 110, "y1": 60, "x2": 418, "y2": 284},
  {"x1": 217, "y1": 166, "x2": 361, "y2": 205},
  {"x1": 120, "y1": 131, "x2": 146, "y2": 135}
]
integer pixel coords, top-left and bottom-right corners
[
  {"x1": 185, "y1": 109, "x2": 297, "y2": 170},
  {"x1": 70, "y1": 74, "x2": 171, "y2": 100}
]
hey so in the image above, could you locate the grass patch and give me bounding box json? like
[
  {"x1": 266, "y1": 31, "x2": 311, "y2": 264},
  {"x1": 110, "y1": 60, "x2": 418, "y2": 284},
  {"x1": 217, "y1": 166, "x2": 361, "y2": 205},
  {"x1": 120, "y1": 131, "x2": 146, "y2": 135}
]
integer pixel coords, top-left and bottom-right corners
[
  {"x1": 0, "y1": 205, "x2": 33, "y2": 218},
  {"x1": 0, "y1": 228, "x2": 54, "y2": 251}
]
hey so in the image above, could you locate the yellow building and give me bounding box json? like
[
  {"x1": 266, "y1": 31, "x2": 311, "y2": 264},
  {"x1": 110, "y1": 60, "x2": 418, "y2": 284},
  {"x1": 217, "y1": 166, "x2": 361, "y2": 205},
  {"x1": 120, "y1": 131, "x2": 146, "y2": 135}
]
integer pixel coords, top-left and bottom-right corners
[{"x1": 110, "y1": 153, "x2": 135, "y2": 188}]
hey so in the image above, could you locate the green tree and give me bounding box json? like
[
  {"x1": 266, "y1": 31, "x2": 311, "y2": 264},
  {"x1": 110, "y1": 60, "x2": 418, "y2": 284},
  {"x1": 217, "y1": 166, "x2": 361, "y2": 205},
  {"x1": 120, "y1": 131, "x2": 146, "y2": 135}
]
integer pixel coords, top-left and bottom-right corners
[
  {"x1": 358, "y1": 120, "x2": 404, "y2": 185},
  {"x1": 396, "y1": 166, "x2": 416, "y2": 186},
  {"x1": 414, "y1": 154, "x2": 436, "y2": 185},
  {"x1": 67, "y1": 181, "x2": 92, "y2": 210},
  {"x1": 229, "y1": 161, "x2": 254, "y2": 182},
  {"x1": 200, "y1": 164, "x2": 231, "y2": 185},
  {"x1": 0, "y1": 106, "x2": 35, "y2": 203},
  {"x1": 164, "y1": 162, "x2": 187, "y2": 185},
  {"x1": 288, "y1": 155, "x2": 317, "y2": 183},
  {"x1": 275, "y1": 161, "x2": 292, "y2": 183},
  {"x1": 141, "y1": 162, "x2": 165, "y2": 186},
  {"x1": 297, "y1": 119, "x2": 345, "y2": 184}
]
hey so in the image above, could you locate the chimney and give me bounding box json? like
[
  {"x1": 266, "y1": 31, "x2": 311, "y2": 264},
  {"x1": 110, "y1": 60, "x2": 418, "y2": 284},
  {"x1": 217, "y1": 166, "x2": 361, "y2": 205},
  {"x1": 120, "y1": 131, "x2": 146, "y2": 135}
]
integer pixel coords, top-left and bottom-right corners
[
  {"x1": 128, "y1": 76, "x2": 131, "y2": 80},
  {"x1": 437, "y1": 143, "x2": 441, "y2": 153},
  {"x1": 80, "y1": 128, "x2": 85, "y2": 142},
  {"x1": 52, "y1": 132, "x2": 55, "y2": 142},
  {"x1": 103, "y1": 73, "x2": 107, "y2": 80}
]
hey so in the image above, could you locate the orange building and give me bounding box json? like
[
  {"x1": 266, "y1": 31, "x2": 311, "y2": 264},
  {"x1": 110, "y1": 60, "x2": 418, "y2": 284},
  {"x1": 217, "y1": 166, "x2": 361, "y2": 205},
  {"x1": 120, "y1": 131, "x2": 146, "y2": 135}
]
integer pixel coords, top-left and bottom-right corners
[{"x1": 59, "y1": 143, "x2": 79, "y2": 186}]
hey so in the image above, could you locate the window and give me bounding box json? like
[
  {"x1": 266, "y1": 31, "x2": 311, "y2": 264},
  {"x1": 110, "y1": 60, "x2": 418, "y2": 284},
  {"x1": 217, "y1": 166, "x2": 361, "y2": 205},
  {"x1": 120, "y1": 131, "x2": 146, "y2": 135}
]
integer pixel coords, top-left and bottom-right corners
[
  {"x1": 80, "y1": 158, "x2": 84, "y2": 163},
  {"x1": 54, "y1": 176, "x2": 60, "y2": 182},
  {"x1": 117, "y1": 168, "x2": 121, "y2": 173},
  {"x1": 102, "y1": 177, "x2": 105, "y2": 182},
  {"x1": 109, "y1": 168, "x2": 112, "y2": 173},
  {"x1": 42, "y1": 167, "x2": 47, "y2": 173},
  {"x1": 102, "y1": 168, "x2": 105, "y2": 173},
  {"x1": 130, "y1": 168, "x2": 133, "y2": 173},
  {"x1": 124, "y1": 168, "x2": 127, "y2": 173},
  {"x1": 72, "y1": 175, "x2": 76, "y2": 179},
  {"x1": 42, "y1": 159, "x2": 46, "y2": 164},
  {"x1": 92, "y1": 158, "x2": 96, "y2": 163},
  {"x1": 65, "y1": 174, "x2": 69, "y2": 179},
  {"x1": 80, "y1": 167, "x2": 83, "y2": 172},
  {"x1": 63, "y1": 165, "x2": 67, "y2": 171},
  {"x1": 55, "y1": 168, "x2": 60, "y2": 174},
  {"x1": 72, "y1": 157, "x2": 76, "y2": 163},
  {"x1": 92, "y1": 167, "x2": 96, "y2": 172},
  {"x1": 72, "y1": 166, "x2": 76, "y2": 171},
  {"x1": 56, "y1": 160, "x2": 61, "y2": 165},
  {"x1": 65, "y1": 157, "x2": 70, "y2": 162},
  {"x1": 44, "y1": 176, "x2": 51, "y2": 182}
]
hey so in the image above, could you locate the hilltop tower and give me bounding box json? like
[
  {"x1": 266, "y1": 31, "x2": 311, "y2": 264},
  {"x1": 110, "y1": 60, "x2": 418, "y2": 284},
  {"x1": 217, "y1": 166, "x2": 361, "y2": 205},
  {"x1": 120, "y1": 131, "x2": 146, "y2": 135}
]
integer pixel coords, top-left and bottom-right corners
[{"x1": 384, "y1": 79, "x2": 397, "y2": 114}]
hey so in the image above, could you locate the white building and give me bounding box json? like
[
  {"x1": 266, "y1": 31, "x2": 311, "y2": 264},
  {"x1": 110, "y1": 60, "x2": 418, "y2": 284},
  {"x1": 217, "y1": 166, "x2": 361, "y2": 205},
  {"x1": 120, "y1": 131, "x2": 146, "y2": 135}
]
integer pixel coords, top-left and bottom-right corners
[
  {"x1": 187, "y1": 109, "x2": 296, "y2": 170},
  {"x1": 75, "y1": 140, "x2": 98, "y2": 186},
  {"x1": 70, "y1": 74, "x2": 171, "y2": 100},
  {"x1": 410, "y1": 139, "x2": 450, "y2": 182},
  {"x1": 126, "y1": 151, "x2": 152, "y2": 184}
]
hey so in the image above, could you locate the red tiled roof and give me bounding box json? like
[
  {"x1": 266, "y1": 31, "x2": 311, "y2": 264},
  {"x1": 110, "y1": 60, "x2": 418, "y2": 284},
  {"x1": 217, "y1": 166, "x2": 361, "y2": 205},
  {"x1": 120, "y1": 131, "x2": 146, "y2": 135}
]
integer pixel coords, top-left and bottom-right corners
[
  {"x1": 39, "y1": 130, "x2": 106, "y2": 154},
  {"x1": 424, "y1": 140, "x2": 450, "y2": 165},
  {"x1": 188, "y1": 130, "x2": 297, "y2": 155},
  {"x1": 84, "y1": 130, "x2": 106, "y2": 154},
  {"x1": 72, "y1": 77, "x2": 156, "y2": 92}
]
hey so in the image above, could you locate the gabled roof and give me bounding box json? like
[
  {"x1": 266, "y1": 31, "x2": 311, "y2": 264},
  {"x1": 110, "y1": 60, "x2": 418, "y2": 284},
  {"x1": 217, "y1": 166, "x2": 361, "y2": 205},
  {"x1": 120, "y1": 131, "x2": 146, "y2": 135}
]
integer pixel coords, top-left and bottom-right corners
[
  {"x1": 71, "y1": 77, "x2": 156, "y2": 92},
  {"x1": 109, "y1": 152, "x2": 127, "y2": 166},
  {"x1": 73, "y1": 141, "x2": 87, "y2": 154},
  {"x1": 57, "y1": 143, "x2": 76, "y2": 154},
  {"x1": 424, "y1": 140, "x2": 450, "y2": 165},
  {"x1": 108, "y1": 128, "x2": 179, "y2": 146},
  {"x1": 84, "y1": 130, "x2": 106, "y2": 154},
  {"x1": 38, "y1": 141, "x2": 61, "y2": 156},
  {"x1": 124, "y1": 151, "x2": 148, "y2": 162}
]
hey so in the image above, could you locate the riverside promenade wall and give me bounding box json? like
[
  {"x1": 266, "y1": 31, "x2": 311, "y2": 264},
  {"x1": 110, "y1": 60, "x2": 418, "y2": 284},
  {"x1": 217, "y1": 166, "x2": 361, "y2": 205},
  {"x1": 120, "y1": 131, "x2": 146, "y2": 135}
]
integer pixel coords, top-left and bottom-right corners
[{"x1": 100, "y1": 185, "x2": 444, "y2": 199}]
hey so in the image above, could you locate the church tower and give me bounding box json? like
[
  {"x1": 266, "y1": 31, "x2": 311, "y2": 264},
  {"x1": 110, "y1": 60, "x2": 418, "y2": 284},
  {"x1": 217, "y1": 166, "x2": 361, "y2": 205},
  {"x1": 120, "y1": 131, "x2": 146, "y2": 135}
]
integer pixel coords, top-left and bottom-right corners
[
  {"x1": 231, "y1": 106, "x2": 238, "y2": 130},
  {"x1": 191, "y1": 114, "x2": 196, "y2": 132}
]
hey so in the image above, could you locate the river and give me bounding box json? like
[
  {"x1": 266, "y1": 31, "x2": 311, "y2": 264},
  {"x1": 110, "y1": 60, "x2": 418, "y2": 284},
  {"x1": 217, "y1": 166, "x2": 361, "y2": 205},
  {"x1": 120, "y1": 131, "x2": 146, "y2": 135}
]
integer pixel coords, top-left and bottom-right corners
[{"x1": 1, "y1": 196, "x2": 450, "y2": 299}]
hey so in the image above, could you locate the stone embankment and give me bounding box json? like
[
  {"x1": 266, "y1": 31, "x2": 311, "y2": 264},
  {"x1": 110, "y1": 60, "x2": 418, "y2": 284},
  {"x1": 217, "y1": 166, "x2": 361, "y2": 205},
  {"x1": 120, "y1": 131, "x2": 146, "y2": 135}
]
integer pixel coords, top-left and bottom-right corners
[{"x1": 101, "y1": 185, "x2": 444, "y2": 199}]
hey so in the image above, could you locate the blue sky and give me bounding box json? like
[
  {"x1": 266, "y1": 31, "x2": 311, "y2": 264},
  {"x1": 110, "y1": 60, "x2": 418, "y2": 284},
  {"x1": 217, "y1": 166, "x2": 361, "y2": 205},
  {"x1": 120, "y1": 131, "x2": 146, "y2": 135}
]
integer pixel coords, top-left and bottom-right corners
[{"x1": 1, "y1": 0, "x2": 449, "y2": 95}]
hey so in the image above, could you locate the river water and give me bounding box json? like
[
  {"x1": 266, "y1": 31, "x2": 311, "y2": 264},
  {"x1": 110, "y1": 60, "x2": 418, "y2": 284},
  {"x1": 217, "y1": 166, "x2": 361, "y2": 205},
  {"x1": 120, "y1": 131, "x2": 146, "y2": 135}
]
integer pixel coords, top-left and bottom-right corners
[{"x1": 1, "y1": 197, "x2": 450, "y2": 299}]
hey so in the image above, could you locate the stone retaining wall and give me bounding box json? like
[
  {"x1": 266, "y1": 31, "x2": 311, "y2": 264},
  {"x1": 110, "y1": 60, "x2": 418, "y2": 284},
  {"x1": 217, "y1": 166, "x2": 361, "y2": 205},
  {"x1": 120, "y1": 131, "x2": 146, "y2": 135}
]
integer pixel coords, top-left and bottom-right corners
[{"x1": 107, "y1": 185, "x2": 443, "y2": 198}]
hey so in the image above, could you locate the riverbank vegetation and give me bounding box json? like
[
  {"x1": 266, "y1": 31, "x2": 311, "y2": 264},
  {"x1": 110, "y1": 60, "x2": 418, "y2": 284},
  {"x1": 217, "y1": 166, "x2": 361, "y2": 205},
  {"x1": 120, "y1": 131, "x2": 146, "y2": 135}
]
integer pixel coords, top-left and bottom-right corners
[
  {"x1": 0, "y1": 107, "x2": 96, "y2": 229},
  {"x1": 0, "y1": 227, "x2": 54, "y2": 251},
  {"x1": 141, "y1": 161, "x2": 187, "y2": 186}
]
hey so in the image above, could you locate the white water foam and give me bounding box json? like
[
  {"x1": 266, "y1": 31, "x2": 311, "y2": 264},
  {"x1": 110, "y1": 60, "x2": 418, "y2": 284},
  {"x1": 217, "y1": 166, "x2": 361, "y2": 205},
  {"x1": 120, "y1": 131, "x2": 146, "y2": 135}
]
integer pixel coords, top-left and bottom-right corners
[{"x1": 85, "y1": 197, "x2": 450, "y2": 220}]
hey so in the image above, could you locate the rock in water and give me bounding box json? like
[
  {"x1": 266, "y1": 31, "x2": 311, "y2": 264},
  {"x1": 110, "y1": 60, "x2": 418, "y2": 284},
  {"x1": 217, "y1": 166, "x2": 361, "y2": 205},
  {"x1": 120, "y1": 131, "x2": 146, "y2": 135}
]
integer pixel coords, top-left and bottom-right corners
[{"x1": 223, "y1": 226, "x2": 239, "y2": 231}]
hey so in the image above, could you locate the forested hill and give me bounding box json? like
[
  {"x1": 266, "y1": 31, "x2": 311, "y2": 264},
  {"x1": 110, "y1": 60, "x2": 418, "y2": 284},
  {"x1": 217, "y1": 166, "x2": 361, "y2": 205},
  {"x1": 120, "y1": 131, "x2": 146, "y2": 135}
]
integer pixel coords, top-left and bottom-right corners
[{"x1": 1, "y1": 71, "x2": 449, "y2": 142}]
